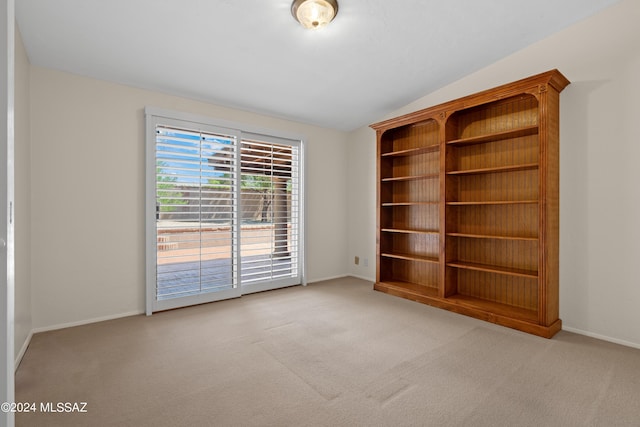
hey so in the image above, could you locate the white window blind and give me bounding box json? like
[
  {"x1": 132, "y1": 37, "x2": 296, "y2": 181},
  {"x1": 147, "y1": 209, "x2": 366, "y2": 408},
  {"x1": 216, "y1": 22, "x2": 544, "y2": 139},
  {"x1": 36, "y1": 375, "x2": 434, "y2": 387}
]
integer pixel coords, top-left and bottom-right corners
[
  {"x1": 240, "y1": 138, "x2": 300, "y2": 286},
  {"x1": 155, "y1": 125, "x2": 239, "y2": 301}
]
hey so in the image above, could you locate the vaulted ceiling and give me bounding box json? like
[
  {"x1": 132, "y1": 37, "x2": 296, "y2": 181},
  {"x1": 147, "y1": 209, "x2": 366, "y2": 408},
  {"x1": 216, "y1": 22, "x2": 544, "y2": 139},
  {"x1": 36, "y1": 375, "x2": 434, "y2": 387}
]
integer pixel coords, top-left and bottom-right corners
[{"x1": 16, "y1": 0, "x2": 619, "y2": 131}]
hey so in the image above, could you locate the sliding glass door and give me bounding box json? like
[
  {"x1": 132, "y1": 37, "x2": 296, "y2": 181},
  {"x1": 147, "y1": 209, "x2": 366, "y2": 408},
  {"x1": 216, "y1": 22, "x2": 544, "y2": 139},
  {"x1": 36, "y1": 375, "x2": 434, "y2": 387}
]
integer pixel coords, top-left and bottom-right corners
[
  {"x1": 149, "y1": 119, "x2": 242, "y2": 312},
  {"x1": 240, "y1": 136, "x2": 301, "y2": 294},
  {"x1": 146, "y1": 111, "x2": 303, "y2": 314}
]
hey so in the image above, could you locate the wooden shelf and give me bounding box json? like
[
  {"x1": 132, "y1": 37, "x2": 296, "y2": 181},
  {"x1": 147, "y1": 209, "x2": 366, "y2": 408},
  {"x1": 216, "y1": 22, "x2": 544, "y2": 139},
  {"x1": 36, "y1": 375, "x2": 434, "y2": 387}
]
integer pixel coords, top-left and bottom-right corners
[
  {"x1": 381, "y1": 228, "x2": 439, "y2": 235},
  {"x1": 381, "y1": 253, "x2": 439, "y2": 264},
  {"x1": 375, "y1": 281, "x2": 439, "y2": 298},
  {"x1": 381, "y1": 144, "x2": 439, "y2": 157},
  {"x1": 382, "y1": 173, "x2": 439, "y2": 182},
  {"x1": 447, "y1": 163, "x2": 538, "y2": 175},
  {"x1": 446, "y1": 200, "x2": 538, "y2": 206},
  {"x1": 446, "y1": 233, "x2": 538, "y2": 241},
  {"x1": 445, "y1": 294, "x2": 538, "y2": 323},
  {"x1": 447, "y1": 261, "x2": 538, "y2": 279},
  {"x1": 382, "y1": 202, "x2": 439, "y2": 207},
  {"x1": 446, "y1": 125, "x2": 538, "y2": 147}
]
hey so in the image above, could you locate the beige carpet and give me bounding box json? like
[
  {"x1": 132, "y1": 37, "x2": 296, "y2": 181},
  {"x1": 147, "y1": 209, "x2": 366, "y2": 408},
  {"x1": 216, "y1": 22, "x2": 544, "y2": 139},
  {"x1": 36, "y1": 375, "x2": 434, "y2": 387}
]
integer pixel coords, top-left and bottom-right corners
[{"x1": 15, "y1": 277, "x2": 640, "y2": 426}]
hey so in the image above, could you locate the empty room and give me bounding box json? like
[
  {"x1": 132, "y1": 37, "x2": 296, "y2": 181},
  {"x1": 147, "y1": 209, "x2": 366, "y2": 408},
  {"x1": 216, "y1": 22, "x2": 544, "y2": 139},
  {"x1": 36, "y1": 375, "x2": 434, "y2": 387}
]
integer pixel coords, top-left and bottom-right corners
[{"x1": 2, "y1": 0, "x2": 640, "y2": 426}]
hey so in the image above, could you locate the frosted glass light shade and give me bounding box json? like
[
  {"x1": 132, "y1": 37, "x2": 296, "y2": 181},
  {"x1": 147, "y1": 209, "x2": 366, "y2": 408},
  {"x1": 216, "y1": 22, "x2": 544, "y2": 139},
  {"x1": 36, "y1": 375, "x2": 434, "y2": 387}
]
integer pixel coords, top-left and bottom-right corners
[{"x1": 291, "y1": 0, "x2": 338, "y2": 29}]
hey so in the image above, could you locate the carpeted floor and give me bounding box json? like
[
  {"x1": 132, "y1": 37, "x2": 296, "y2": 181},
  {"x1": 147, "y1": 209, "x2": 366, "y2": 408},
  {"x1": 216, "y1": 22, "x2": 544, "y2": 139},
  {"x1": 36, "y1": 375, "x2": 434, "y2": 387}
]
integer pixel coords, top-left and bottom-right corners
[{"x1": 15, "y1": 277, "x2": 640, "y2": 426}]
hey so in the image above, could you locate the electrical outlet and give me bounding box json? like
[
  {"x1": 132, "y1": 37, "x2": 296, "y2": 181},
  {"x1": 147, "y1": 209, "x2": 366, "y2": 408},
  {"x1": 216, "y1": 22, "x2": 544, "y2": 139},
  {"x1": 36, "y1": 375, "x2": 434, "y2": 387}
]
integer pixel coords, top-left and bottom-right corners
[
  {"x1": 354, "y1": 256, "x2": 360, "y2": 265},
  {"x1": 363, "y1": 258, "x2": 369, "y2": 267}
]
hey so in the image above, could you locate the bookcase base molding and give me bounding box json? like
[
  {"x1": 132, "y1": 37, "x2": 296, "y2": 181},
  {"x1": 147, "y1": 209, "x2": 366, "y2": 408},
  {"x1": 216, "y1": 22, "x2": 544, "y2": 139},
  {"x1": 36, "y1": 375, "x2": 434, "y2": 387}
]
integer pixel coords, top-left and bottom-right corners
[
  {"x1": 373, "y1": 281, "x2": 562, "y2": 338},
  {"x1": 371, "y1": 70, "x2": 569, "y2": 338}
]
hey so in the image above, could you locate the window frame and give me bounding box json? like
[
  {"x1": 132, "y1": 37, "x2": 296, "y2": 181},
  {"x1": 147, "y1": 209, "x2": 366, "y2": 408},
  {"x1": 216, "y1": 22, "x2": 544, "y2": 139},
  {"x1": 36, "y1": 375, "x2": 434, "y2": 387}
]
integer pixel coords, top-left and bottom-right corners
[{"x1": 145, "y1": 107, "x2": 306, "y2": 315}]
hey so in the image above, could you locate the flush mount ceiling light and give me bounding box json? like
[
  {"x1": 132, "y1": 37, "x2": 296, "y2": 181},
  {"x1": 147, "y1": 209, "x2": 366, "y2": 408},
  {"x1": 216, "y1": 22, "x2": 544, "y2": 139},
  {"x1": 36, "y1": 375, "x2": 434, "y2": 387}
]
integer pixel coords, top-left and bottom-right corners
[{"x1": 291, "y1": 0, "x2": 339, "y2": 30}]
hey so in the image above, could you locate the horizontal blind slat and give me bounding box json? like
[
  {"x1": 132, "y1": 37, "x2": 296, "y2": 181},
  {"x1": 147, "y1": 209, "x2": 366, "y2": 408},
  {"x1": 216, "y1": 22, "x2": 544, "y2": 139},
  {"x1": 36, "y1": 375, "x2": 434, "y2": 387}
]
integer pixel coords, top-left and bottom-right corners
[{"x1": 156, "y1": 124, "x2": 238, "y2": 302}]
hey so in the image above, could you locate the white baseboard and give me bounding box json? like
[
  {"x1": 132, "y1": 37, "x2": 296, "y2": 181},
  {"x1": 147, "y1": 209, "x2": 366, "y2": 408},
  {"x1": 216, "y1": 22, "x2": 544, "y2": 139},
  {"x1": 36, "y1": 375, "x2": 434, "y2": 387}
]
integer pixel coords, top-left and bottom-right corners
[
  {"x1": 31, "y1": 310, "x2": 144, "y2": 335},
  {"x1": 348, "y1": 274, "x2": 375, "y2": 282},
  {"x1": 15, "y1": 330, "x2": 33, "y2": 371},
  {"x1": 562, "y1": 326, "x2": 640, "y2": 350},
  {"x1": 308, "y1": 274, "x2": 375, "y2": 283},
  {"x1": 306, "y1": 274, "x2": 349, "y2": 284}
]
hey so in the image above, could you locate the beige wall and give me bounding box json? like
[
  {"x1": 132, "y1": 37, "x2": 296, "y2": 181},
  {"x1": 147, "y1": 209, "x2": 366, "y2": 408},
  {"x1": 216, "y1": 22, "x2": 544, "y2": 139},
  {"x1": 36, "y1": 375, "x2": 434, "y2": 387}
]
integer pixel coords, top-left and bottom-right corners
[
  {"x1": 29, "y1": 67, "x2": 349, "y2": 330},
  {"x1": 347, "y1": 125, "x2": 376, "y2": 280},
  {"x1": 347, "y1": 0, "x2": 640, "y2": 347},
  {"x1": 14, "y1": 26, "x2": 32, "y2": 361}
]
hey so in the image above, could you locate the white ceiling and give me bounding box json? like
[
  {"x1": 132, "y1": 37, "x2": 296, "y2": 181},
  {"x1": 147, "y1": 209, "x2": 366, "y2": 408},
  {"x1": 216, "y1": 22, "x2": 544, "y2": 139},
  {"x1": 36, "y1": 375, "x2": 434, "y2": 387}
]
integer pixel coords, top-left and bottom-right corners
[{"x1": 16, "y1": 0, "x2": 619, "y2": 131}]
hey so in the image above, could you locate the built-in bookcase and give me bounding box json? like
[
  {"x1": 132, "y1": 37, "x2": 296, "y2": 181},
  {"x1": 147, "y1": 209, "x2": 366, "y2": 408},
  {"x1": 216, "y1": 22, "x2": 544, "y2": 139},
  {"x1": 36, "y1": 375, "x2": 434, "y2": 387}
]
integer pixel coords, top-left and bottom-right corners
[{"x1": 372, "y1": 70, "x2": 569, "y2": 338}]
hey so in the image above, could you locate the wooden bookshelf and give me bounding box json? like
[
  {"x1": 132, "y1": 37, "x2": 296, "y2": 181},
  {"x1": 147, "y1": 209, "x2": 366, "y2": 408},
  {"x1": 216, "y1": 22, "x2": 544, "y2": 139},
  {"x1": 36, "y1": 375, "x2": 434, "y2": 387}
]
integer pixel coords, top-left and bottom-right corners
[{"x1": 372, "y1": 70, "x2": 569, "y2": 338}]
